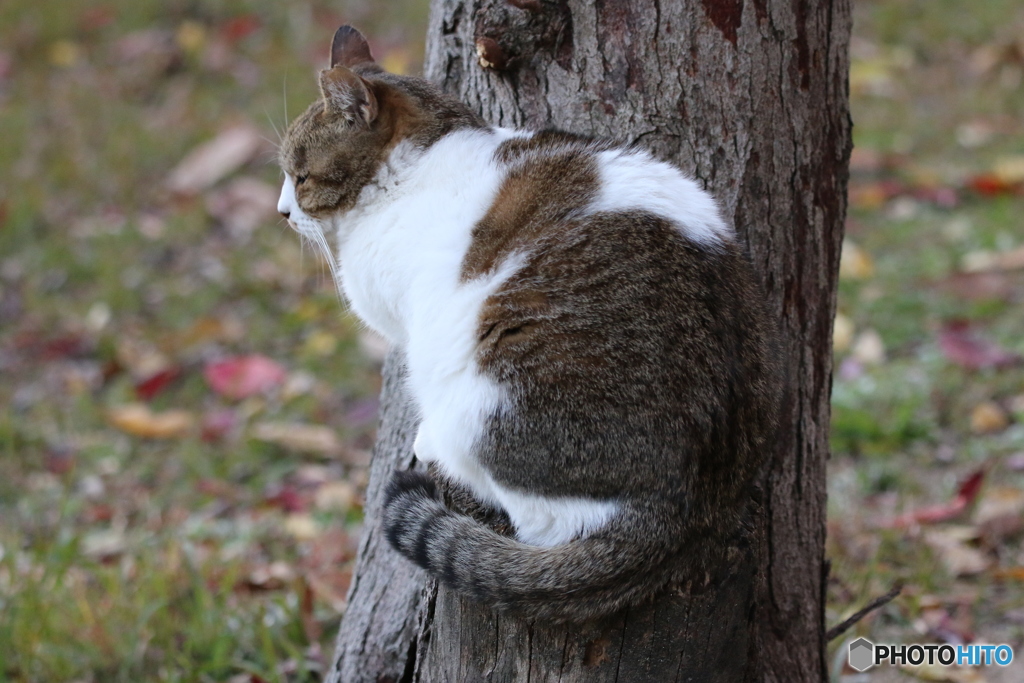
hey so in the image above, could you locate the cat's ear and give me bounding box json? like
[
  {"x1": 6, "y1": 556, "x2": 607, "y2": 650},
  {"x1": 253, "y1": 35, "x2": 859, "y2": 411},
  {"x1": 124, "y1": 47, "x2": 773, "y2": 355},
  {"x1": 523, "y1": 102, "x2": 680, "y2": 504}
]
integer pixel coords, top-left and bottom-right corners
[
  {"x1": 319, "y1": 67, "x2": 378, "y2": 125},
  {"x1": 330, "y1": 25, "x2": 374, "y2": 68}
]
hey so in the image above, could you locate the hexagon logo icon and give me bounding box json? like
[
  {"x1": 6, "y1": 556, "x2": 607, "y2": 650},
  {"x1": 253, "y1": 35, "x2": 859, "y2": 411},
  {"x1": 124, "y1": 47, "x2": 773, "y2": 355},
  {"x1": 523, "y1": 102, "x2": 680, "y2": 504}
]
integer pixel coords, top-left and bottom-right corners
[{"x1": 848, "y1": 637, "x2": 875, "y2": 672}]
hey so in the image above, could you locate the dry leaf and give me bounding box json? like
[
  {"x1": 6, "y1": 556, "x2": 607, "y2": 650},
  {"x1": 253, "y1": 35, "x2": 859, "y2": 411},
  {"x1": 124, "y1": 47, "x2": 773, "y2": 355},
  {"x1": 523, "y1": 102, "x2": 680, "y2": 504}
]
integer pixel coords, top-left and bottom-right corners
[
  {"x1": 283, "y1": 514, "x2": 320, "y2": 541},
  {"x1": 116, "y1": 338, "x2": 172, "y2": 380},
  {"x1": 833, "y1": 313, "x2": 854, "y2": 352},
  {"x1": 974, "y1": 486, "x2": 1024, "y2": 543},
  {"x1": 839, "y1": 239, "x2": 875, "y2": 280},
  {"x1": 81, "y1": 529, "x2": 126, "y2": 560},
  {"x1": 960, "y1": 246, "x2": 1024, "y2": 273},
  {"x1": 993, "y1": 155, "x2": 1024, "y2": 184},
  {"x1": 205, "y1": 355, "x2": 287, "y2": 400},
  {"x1": 251, "y1": 422, "x2": 342, "y2": 456},
  {"x1": 315, "y1": 481, "x2": 356, "y2": 513},
  {"x1": 938, "y1": 322, "x2": 1020, "y2": 370},
  {"x1": 851, "y1": 329, "x2": 885, "y2": 365},
  {"x1": 969, "y1": 401, "x2": 1009, "y2": 435},
  {"x1": 880, "y1": 470, "x2": 985, "y2": 529},
  {"x1": 246, "y1": 560, "x2": 295, "y2": 590},
  {"x1": 165, "y1": 125, "x2": 266, "y2": 195},
  {"x1": 924, "y1": 526, "x2": 989, "y2": 576},
  {"x1": 204, "y1": 176, "x2": 278, "y2": 240},
  {"x1": 107, "y1": 404, "x2": 194, "y2": 439}
]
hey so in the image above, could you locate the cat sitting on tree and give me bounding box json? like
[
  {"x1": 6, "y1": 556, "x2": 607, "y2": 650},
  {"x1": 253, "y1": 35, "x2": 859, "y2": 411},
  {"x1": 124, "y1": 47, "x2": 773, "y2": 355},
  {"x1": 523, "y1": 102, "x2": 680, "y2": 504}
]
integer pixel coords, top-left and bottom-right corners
[{"x1": 276, "y1": 25, "x2": 781, "y2": 623}]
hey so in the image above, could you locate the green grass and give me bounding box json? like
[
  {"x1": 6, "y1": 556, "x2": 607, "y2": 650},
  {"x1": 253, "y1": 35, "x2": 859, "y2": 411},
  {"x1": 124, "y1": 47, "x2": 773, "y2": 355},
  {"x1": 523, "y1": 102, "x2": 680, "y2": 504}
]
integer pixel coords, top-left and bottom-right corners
[
  {"x1": 0, "y1": 1, "x2": 423, "y2": 680},
  {"x1": 827, "y1": 0, "x2": 1024, "y2": 668}
]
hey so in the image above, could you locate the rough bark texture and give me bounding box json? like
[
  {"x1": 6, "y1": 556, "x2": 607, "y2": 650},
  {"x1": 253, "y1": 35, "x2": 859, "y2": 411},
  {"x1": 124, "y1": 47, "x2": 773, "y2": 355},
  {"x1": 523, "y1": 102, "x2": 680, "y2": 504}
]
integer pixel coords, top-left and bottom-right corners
[{"x1": 327, "y1": 0, "x2": 850, "y2": 680}]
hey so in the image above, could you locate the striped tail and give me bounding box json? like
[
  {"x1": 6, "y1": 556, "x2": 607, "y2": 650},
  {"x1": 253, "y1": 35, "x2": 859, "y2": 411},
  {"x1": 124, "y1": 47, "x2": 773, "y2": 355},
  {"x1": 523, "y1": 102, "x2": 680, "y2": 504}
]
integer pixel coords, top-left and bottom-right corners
[{"x1": 382, "y1": 470, "x2": 682, "y2": 622}]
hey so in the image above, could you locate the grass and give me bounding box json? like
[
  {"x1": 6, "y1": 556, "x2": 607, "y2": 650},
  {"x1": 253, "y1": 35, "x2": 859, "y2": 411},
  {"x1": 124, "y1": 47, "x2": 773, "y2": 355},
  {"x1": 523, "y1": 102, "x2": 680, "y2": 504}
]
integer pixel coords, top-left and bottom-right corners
[
  {"x1": 827, "y1": 0, "x2": 1024, "y2": 675},
  {"x1": 2, "y1": 0, "x2": 1024, "y2": 680},
  {"x1": 0, "y1": 1, "x2": 424, "y2": 680}
]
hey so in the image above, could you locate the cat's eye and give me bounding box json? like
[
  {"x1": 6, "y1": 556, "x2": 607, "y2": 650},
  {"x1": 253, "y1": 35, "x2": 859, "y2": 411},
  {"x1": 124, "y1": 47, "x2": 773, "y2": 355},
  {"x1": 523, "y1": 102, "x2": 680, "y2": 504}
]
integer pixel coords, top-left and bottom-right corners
[{"x1": 295, "y1": 174, "x2": 309, "y2": 186}]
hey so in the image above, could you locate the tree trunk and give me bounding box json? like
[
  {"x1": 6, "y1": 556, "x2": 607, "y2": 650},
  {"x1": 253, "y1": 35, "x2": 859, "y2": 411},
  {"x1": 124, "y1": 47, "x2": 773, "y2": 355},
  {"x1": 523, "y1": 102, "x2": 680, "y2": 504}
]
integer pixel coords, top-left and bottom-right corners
[{"x1": 326, "y1": 0, "x2": 850, "y2": 681}]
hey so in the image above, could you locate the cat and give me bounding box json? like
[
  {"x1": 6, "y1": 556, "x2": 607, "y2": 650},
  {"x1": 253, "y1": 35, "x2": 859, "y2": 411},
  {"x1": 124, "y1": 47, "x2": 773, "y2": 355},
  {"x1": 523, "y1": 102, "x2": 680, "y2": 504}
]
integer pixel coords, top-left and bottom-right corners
[{"x1": 277, "y1": 25, "x2": 781, "y2": 623}]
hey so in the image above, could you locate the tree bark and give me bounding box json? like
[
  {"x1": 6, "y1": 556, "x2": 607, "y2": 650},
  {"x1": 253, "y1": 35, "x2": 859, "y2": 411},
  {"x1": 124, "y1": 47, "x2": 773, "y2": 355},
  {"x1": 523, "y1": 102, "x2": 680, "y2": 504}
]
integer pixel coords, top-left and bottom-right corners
[{"x1": 327, "y1": 0, "x2": 850, "y2": 680}]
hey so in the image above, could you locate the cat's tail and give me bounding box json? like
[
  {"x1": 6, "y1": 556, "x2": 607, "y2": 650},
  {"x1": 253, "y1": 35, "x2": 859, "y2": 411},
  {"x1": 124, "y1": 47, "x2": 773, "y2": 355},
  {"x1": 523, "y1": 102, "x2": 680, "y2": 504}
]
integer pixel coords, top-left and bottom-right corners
[{"x1": 382, "y1": 470, "x2": 690, "y2": 622}]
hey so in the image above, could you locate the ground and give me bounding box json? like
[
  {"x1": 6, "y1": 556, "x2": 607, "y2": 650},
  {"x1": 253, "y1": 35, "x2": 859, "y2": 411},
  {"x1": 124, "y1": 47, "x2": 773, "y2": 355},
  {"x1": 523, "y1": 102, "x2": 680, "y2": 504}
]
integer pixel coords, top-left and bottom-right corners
[{"x1": 0, "y1": 1, "x2": 1022, "y2": 681}]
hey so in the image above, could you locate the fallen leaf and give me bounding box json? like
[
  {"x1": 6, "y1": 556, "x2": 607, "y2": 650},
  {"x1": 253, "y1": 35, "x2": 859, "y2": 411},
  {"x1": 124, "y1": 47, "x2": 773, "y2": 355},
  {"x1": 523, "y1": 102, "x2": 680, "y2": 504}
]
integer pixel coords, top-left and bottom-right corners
[
  {"x1": 924, "y1": 526, "x2": 989, "y2": 576},
  {"x1": 283, "y1": 514, "x2": 320, "y2": 541},
  {"x1": 994, "y1": 567, "x2": 1024, "y2": 580},
  {"x1": 839, "y1": 239, "x2": 875, "y2": 280},
  {"x1": 204, "y1": 176, "x2": 278, "y2": 240},
  {"x1": 246, "y1": 561, "x2": 295, "y2": 590},
  {"x1": 82, "y1": 529, "x2": 126, "y2": 560},
  {"x1": 116, "y1": 338, "x2": 172, "y2": 380},
  {"x1": 134, "y1": 367, "x2": 182, "y2": 401},
  {"x1": 44, "y1": 444, "x2": 77, "y2": 475},
  {"x1": 966, "y1": 172, "x2": 1022, "y2": 198},
  {"x1": 993, "y1": 155, "x2": 1024, "y2": 184},
  {"x1": 851, "y1": 329, "x2": 885, "y2": 365},
  {"x1": 969, "y1": 400, "x2": 1009, "y2": 435},
  {"x1": 265, "y1": 484, "x2": 308, "y2": 513},
  {"x1": 880, "y1": 470, "x2": 985, "y2": 528},
  {"x1": 205, "y1": 355, "x2": 287, "y2": 400},
  {"x1": 974, "y1": 486, "x2": 1024, "y2": 543},
  {"x1": 833, "y1": 313, "x2": 854, "y2": 352},
  {"x1": 165, "y1": 125, "x2": 266, "y2": 195},
  {"x1": 107, "y1": 404, "x2": 194, "y2": 439},
  {"x1": 960, "y1": 245, "x2": 1024, "y2": 273},
  {"x1": 937, "y1": 322, "x2": 1020, "y2": 370},
  {"x1": 315, "y1": 480, "x2": 356, "y2": 513},
  {"x1": 251, "y1": 422, "x2": 341, "y2": 456}
]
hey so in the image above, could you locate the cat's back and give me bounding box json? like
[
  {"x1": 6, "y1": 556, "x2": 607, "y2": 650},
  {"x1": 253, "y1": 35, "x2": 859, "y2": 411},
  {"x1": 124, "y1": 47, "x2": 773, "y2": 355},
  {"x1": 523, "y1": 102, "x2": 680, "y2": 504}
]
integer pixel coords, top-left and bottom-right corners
[{"x1": 463, "y1": 131, "x2": 779, "y2": 501}]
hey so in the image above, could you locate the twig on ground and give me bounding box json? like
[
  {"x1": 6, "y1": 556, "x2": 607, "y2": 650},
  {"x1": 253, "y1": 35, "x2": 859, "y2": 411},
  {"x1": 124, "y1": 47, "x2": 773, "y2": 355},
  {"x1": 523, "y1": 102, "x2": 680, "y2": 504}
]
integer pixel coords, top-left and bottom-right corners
[{"x1": 826, "y1": 582, "x2": 903, "y2": 642}]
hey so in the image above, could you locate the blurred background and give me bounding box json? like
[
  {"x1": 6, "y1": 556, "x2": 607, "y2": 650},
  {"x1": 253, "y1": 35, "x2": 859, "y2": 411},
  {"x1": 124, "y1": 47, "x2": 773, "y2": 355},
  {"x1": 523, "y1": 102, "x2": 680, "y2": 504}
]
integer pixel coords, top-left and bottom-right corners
[{"x1": 0, "y1": 1, "x2": 1022, "y2": 681}]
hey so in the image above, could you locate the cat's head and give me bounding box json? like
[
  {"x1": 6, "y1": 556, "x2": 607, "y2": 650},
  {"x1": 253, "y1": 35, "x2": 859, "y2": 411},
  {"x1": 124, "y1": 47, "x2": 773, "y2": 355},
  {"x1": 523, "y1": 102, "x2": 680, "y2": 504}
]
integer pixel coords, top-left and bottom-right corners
[{"x1": 277, "y1": 26, "x2": 482, "y2": 237}]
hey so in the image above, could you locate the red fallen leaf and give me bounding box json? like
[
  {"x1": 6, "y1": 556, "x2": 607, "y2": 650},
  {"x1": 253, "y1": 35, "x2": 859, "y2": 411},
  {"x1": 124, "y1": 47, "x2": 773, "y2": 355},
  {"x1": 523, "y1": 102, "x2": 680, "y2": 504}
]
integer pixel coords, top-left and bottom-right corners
[
  {"x1": 44, "y1": 445, "x2": 77, "y2": 475},
  {"x1": 880, "y1": 469, "x2": 985, "y2": 529},
  {"x1": 265, "y1": 484, "x2": 307, "y2": 513},
  {"x1": 220, "y1": 15, "x2": 261, "y2": 43},
  {"x1": 204, "y1": 355, "x2": 286, "y2": 400},
  {"x1": 937, "y1": 321, "x2": 1021, "y2": 370},
  {"x1": 134, "y1": 367, "x2": 181, "y2": 401},
  {"x1": 83, "y1": 503, "x2": 115, "y2": 523},
  {"x1": 967, "y1": 173, "x2": 1022, "y2": 197},
  {"x1": 19, "y1": 333, "x2": 89, "y2": 361}
]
